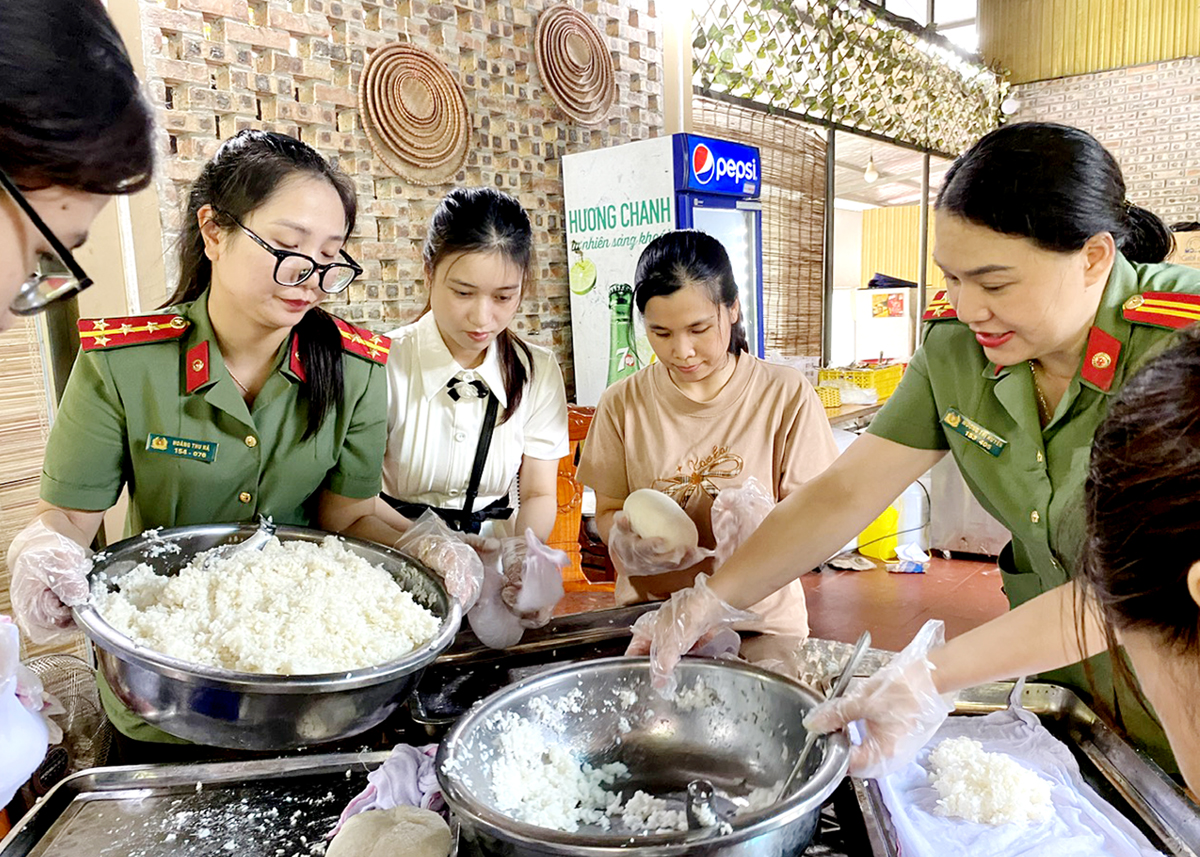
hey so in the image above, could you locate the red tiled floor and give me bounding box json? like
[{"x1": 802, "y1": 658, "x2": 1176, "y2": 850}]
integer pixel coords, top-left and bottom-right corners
[
  {"x1": 551, "y1": 556, "x2": 1009, "y2": 653},
  {"x1": 802, "y1": 556, "x2": 1009, "y2": 651}
]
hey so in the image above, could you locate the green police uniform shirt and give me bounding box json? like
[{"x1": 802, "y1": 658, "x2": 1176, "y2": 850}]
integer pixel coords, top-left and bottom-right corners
[
  {"x1": 41, "y1": 292, "x2": 389, "y2": 740},
  {"x1": 868, "y1": 254, "x2": 1200, "y2": 770}
]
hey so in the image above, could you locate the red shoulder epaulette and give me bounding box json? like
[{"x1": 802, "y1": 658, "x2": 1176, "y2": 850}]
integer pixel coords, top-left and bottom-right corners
[
  {"x1": 78, "y1": 314, "x2": 189, "y2": 350},
  {"x1": 922, "y1": 290, "x2": 957, "y2": 321},
  {"x1": 332, "y1": 316, "x2": 390, "y2": 365},
  {"x1": 1122, "y1": 292, "x2": 1200, "y2": 330}
]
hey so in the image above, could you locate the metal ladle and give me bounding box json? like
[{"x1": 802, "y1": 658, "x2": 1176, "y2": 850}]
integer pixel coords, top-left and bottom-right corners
[{"x1": 778, "y1": 630, "x2": 872, "y2": 799}]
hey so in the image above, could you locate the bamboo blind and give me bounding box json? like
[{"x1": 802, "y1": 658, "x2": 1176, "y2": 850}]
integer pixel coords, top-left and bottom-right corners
[
  {"x1": 0, "y1": 320, "x2": 85, "y2": 659},
  {"x1": 692, "y1": 96, "x2": 827, "y2": 356},
  {"x1": 861, "y1": 204, "x2": 946, "y2": 298},
  {"x1": 979, "y1": 0, "x2": 1200, "y2": 84}
]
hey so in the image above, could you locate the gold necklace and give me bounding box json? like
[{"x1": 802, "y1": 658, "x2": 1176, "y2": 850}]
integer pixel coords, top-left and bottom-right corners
[
  {"x1": 1028, "y1": 360, "x2": 1050, "y2": 425},
  {"x1": 227, "y1": 367, "x2": 252, "y2": 397}
]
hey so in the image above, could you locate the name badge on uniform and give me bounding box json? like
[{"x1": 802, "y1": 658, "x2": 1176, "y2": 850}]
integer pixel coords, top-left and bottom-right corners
[
  {"x1": 146, "y1": 433, "x2": 218, "y2": 463},
  {"x1": 941, "y1": 408, "x2": 1007, "y2": 457}
]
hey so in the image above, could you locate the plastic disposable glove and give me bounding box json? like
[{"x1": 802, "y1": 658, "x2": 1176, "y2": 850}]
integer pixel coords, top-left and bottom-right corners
[
  {"x1": 802, "y1": 619, "x2": 956, "y2": 779},
  {"x1": 393, "y1": 511, "x2": 484, "y2": 612},
  {"x1": 8, "y1": 518, "x2": 92, "y2": 645},
  {"x1": 625, "y1": 573, "x2": 758, "y2": 697},
  {"x1": 499, "y1": 530, "x2": 567, "y2": 629},
  {"x1": 328, "y1": 743, "x2": 443, "y2": 837},
  {"x1": 710, "y1": 476, "x2": 776, "y2": 570},
  {"x1": 608, "y1": 510, "x2": 714, "y2": 577}
]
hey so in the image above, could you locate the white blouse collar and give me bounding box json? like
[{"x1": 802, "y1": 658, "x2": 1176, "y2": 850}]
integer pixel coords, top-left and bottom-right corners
[{"x1": 415, "y1": 312, "x2": 509, "y2": 408}]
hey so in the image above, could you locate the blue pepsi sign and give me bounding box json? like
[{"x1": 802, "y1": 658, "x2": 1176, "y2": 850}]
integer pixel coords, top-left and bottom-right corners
[{"x1": 674, "y1": 134, "x2": 761, "y2": 197}]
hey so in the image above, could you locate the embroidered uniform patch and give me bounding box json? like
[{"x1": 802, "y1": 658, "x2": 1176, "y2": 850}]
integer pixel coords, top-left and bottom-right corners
[
  {"x1": 146, "y1": 433, "x2": 218, "y2": 463},
  {"x1": 941, "y1": 408, "x2": 1007, "y2": 457}
]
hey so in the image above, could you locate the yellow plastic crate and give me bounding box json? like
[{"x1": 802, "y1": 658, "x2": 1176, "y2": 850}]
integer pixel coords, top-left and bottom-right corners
[
  {"x1": 818, "y1": 363, "x2": 905, "y2": 402},
  {"x1": 815, "y1": 385, "x2": 841, "y2": 408}
]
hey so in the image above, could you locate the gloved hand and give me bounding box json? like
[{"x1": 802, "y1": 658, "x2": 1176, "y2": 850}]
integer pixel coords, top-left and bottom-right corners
[
  {"x1": 393, "y1": 511, "x2": 484, "y2": 612},
  {"x1": 328, "y1": 743, "x2": 443, "y2": 837},
  {"x1": 8, "y1": 518, "x2": 91, "y2": 645},
  {"x1": 625, "y1": 573, "x2": 758, "y2": 697},
  {"x1": 802, "y1": 619, "x2": 956, "y2": 779},
  {"x1": 710, "y1": 476, "x2": 776, "y2": 569},
  {"x1": 608, "y1": 511, "x2": 714, "y2": 577},
  {"x1": 499, "y1": 530, "x2": 567, "y2": 629}
]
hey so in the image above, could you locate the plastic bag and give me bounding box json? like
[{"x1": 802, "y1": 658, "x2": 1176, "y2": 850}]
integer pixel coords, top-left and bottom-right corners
[
  {"x1": 710, "y1": 476, "x2": 776, "y2": 570},
  {"x1": 1, "y1": 616, "x2": 64, "y2": 808},
  {"x1": 500, "y1": 529, "x2": 567, "y2": 629},
  {"x1": 393, "y1": 511, "x2": 484, "y2": 612}
]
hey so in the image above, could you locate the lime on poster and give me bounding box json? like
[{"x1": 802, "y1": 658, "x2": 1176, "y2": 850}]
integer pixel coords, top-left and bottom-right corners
[{"x1": 569, "y1": 243, "x2": 597, "y2": 295}]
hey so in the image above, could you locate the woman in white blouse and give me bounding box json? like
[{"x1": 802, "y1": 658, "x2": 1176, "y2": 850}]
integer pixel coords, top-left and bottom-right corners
[{"x1": 378, "y1": 186, "x2": 568, "y2": 541}]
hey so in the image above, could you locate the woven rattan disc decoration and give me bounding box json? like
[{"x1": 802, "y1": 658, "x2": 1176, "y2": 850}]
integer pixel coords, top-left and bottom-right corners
[
  {"x1": 358, "y1": 43, "x2": 469, "y2": 186},
  {"x1": 535, "y1": 4, "x2": 615, "y2": 126}
]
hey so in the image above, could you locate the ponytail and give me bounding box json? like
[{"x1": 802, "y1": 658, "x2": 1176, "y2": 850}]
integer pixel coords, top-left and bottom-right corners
[
  {"x1": 495, "y1": 330, "x2": 532, "y2": 424},
  {"x1": 1123, "y1": 204, "x2": 1174, "y2": 264}
]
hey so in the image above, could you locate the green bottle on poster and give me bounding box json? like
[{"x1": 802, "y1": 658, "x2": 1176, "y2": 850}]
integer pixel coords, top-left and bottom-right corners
[{"x1": 607, "y1": 283, "x2": 639, "y2": 385}]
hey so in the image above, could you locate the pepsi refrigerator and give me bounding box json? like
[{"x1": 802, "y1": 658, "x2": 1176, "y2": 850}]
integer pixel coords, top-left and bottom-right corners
[{"x1": 562, "y1": 133, "x2": 764, "y2": 406}]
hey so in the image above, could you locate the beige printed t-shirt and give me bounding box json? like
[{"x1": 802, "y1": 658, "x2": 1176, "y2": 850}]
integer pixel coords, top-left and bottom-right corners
[{"x1": 577, "y1": 354, "x2": 838, "y2": 637}]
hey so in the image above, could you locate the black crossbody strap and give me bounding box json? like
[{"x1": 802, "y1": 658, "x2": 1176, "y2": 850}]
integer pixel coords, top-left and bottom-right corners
[{"x1": 460, "y1": 391, "x2": 499, "y2": 531}]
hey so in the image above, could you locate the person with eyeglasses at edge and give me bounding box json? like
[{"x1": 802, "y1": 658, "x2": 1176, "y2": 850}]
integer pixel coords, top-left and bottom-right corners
[
  {"x1": 0, "y1": 0, "x2": 156, "y2": 813},
  {"x1": 7, "y1": 129, "x2": 412, "y2": 758}
]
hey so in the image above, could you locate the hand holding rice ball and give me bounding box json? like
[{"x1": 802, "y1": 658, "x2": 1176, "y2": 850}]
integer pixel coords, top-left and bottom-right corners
[
  {"x1": 803, "y1": 619, "x2": 956, "y2": 778},
  {"x1": 393, "y1": 511, "x2": 484, "y2": 612},
  {"x1": 610, "y1": 490, "x2": 710, "y2": 577}
]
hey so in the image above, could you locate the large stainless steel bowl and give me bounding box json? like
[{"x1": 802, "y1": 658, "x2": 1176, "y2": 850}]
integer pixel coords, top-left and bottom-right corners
[
  {"x1": 74, "y1": 523, "x2": 461, "y2": 750},
  {"x1": 437, "y1": 657, "x2": 849, "y2": 856}
]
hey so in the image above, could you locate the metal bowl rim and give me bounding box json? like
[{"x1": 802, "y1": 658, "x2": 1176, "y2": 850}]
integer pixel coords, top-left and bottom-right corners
[
  {"x1": 436, "y1": 655, "x2": 851, "y2": 849},
  {"x1": 73, "y1": 522, "x2": 462, "y2": 690}
]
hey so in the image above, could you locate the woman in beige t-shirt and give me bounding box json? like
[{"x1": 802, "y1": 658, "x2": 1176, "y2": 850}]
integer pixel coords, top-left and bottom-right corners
[{"x1": 577, "y1": 230, "x2": 837, "y2": 638}]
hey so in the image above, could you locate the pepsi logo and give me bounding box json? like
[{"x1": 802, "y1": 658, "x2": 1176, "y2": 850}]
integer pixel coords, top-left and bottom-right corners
[
  {"x1": 692, "y1": 144, "x2": 716, "y2": 184},
  {"x1": 691, "y1": 142, "x2": 758, "y2": 186}
]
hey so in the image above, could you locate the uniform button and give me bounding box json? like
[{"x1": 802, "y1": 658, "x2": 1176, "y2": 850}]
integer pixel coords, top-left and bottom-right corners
[
  {"x1": 245, "y1": 435, "x2": 258, "y2": 448},
  {"x1": 239, "y1": 492, "x2": 252, "y2": 504},
  {"x1": 1036, "y1": 451, "x2": 1044, "y2": 463},
  {"x1": 454, "y1": 431, "x2": 467, "y2": 442},
  {"x1": 1030, "y1": 510, "x2": 1040, "y2": 524},
  {"x1": 449, "y1": 488, "x2": 461, "y2": 497}
]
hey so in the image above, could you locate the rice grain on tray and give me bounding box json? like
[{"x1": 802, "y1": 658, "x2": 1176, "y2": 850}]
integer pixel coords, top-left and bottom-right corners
[{"x1": 93, "y1": 536, "x2": 440, "y2": 674}]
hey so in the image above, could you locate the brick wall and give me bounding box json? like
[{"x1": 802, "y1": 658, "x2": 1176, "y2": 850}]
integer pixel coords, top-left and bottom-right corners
[
  {"x1": 131, "y1": 0, "x2": 665, "y2": 395},
  {"x1": 1010, "y1": 58, "x2": 1200, "y2": 224}
]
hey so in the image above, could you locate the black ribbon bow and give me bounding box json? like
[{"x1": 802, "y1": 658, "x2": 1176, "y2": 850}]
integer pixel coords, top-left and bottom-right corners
[{"x1": 446, "y1": 375, "x2": 490, "y2": 401}]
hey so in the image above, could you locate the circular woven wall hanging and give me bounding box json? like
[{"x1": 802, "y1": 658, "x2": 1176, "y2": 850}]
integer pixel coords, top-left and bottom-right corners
[
  {"x1": 358, "y1": 43, "x2": 469, "y2": 186},
  {"x1": 535, "y1": 4, "x2": 615, "y2": 126}
]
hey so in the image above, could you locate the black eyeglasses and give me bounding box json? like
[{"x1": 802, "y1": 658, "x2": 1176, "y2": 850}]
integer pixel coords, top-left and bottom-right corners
[
  {"x1": 0, "y1": 168, "x2": 95, "y2": 316},
  {"x1": 222, "y1": 213, "x2": 363, "y2": 294}
]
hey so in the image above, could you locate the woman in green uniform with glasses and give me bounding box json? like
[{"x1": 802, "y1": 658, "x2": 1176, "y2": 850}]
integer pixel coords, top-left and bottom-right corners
[
  {"x1": 629, "y1": 122, "x2": 1200, "y2": 774},
  {"x1": 9, "y1": 130, "x2": 405, "y2": 748}
]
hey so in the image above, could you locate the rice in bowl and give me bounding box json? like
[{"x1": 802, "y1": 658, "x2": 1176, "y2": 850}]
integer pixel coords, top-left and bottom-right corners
[{"x1": 92, "y1": 535, "x2": 440, "y2": 674}]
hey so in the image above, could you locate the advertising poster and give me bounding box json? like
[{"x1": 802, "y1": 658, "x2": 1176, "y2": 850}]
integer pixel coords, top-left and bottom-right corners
[{"x1": 562, "y1": 137, "x2": 677, "y2": 406}]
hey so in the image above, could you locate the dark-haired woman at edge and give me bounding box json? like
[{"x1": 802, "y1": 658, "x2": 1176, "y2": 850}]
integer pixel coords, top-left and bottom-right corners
[
  {"x1": 9, "y1": 130, "x2": 403, "y2": 745},
  {"x1": 630, "y1": 122, "x2": 1200, "y2": 775}
]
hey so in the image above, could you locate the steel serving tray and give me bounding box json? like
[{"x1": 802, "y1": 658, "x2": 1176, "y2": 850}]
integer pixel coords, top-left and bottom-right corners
[
  {"x1": 852, "y1": 681, "x2": 1200, "y2": 857},
  {"x1": 0, "y1": 752, "x2": 396, "y2": 857}
]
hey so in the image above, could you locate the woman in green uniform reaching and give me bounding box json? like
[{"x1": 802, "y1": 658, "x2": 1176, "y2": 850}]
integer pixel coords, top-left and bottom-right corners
[
  {"x1": 8, "y1": 130, "x2": 403, "y2": 745},
  {"x1": 629, "y1": 122, "x2": 1200, "y2": 774}
]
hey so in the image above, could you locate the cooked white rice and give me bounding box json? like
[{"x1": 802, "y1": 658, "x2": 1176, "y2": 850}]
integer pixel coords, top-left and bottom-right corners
[
  {"x1": 92, "y1": 536, "x2": 440, "y2": 674},
  {"x1": 928, "y1": 737, "x2": 1053, "y2": 825}
]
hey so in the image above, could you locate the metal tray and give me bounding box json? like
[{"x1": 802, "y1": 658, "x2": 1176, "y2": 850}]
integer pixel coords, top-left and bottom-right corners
[
  {"x1": 0, "y1": 752, "x2": 392, "y2": 857},
  {"x1": 852, "y1": 682, "x2": 1200, "y2": 857}
]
